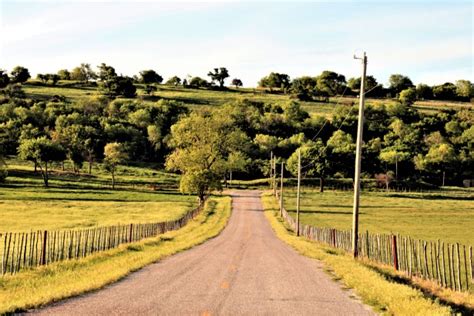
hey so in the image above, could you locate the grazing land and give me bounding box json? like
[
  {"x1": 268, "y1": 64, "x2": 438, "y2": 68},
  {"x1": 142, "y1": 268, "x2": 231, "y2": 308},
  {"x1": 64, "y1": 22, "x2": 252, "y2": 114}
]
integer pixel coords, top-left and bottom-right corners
[
  {"x1": 282, "y1": 188, "x2": 474, "y2": 245},
  {"x1": 22, "y1": 81, "x2": 472, "y2": 118},
  {"x1": 1, "y1": 159, "x2": 195, "y2": 232}
]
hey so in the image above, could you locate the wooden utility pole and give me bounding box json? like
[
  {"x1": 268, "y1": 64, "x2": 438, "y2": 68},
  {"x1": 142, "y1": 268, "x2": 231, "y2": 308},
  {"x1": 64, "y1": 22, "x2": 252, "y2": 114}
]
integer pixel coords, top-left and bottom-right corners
[
  {"x1": 270, "y1": 151, "x2": 273, "y2": 190},
  {"x1": 352, "y1": 52, "x2": 367, "y2": 258},
  {"x1": 273, "y1": 157, "x2": 277, "y2": 196},
  {"x1": 296, "y1": 149, "x2": 301, "y2": 236},
  {"x1": 280, "y1": 161, "x2": 284, "y2": 216}
]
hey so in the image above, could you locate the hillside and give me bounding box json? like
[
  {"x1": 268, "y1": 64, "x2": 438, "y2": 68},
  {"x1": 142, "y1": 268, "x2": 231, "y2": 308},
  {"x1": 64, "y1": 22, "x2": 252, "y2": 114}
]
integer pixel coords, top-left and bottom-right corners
[{"x1": 22, "y1": 80, "x2": 473, "y2": 118}]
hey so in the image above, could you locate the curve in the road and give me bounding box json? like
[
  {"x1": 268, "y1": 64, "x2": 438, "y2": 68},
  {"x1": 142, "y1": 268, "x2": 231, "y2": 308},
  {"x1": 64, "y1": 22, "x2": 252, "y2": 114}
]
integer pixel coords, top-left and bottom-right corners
[{"x1": 34, "y1": 190, "x2": 374, "y2": 315}]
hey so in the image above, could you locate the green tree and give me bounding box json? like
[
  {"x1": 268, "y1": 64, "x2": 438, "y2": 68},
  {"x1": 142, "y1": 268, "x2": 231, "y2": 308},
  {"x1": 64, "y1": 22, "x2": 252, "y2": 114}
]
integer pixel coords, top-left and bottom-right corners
[
  {"x1": 455, "y1": 80, "x2": 473, "y2": 99},
  {"x1": 258, "y1": 72, "x2": 290, "y2": 90},
  {"x1": 415, "y1": 83, "x2": 432, "y2": 100},
  {"x1": 231, "y1": 78, "x2": 243, "y2": 88},
  {"x1": 57, "y1": 69, "x2": 71, "y2": 80},
  {"x1": 0, "y1": 69, "x2": 10, "y2": 88},
  {"x1": 0, "y1": 128, "x2": 7, "y2": 182},
  {"x1": 1, "y1": 84, "x2": 26, "y2": 98},
  {"x1": 166, "y1": 76, "x2": 181, "y2": 86},
  {"x1": 103, "y1": 142, "x2": 128, "y2": 189},
  {"x1": 326, "y1": 130, "x2": 355, "y2": 178},
  {"x1": 347, "y1": 75, "x2": 378, "y2": 93},
  {"x1": 316, "y1": 70, "x2": 346, "y2": 97},
  {"x1": 207, "y1": 67, "x2": 229, "y2": 88},
  {"x1": 37, "y1": 74, "x2": 48, "y2": 83},
  {"x1": 97, "y1": 64, "x2": 136, "y2": 98},
  {"x1": 379, "y1": 148, "x2": 410, "y2": 182},
  {"x1": 286, "y1": 140, "x2": 329, "y2": 192},
  {"x1": 399, "y1": 88, "x2": 417, "y2": 106},
  {"x1": 414, "y1": 143, "x2": 457, "y2": 186},
  {"x1": 139, "y1": 70, "x2": 163, "y2": 84},
  {"x1": 388, "y1": 74, "x2": 414, "y2": 95},
  {"x1": 10, "y1": 66, "x2": 31, "y2": 84},
  {"x1": 166, "y1": 112, "x2": 248, "y2": 201},
  {"x1": 290, "y1": 76, "x2": 318, "y2": 101},
  {"x1": 189, "y1": 76, "x2": 209, "y2": 88},
  {"x1": 254, "y1": 134, "x2": 280, "y2": 153},
  {"x1": 18, "y1": 136, "x2": 66, "y2": 187},
  {"x1": 70, "y1": 63, "x2": 96, "y2": 83},
  {"x1": 432, "y1": 83, "x2": 457, "y2": 100},
  {"x1": 48, "y1": 74, "x2": 60, "y2": 86}
]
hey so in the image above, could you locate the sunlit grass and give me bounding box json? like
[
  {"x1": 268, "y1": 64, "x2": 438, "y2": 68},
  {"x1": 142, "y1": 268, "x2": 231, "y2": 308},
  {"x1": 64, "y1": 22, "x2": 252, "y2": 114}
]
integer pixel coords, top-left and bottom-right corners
[
  {"x1": 0, "y1": 195, "x2": 232, "y2": 314},
  {"x1": 281, "y1": 187, "x2": 474, "y2": 245},
  {"x1": 1, "y1": 159, "x2": 194, "y2": 232},
  {"x1": 262, "y1": 193, "x2": 473, "y2": 314}
]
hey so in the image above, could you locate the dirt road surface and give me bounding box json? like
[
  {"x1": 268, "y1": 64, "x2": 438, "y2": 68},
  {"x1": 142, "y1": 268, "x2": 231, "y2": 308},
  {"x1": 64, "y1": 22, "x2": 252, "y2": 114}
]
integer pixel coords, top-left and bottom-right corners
[{"x1": 34, "y1": 190, "x2": 374, "y2": 315}]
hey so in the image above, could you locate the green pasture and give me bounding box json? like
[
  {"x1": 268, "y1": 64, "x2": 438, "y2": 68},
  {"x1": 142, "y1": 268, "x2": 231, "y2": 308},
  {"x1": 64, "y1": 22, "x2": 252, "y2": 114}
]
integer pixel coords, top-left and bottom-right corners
[
  {"x1": 0, "y1": 159, "x2": 195, "y2": 232},
  {"x1": 21, "y1": 81, "x2": 472, "y2": 118},
  {"x1": 282, "y1": 187, "x2": 474, "y2": 245}
]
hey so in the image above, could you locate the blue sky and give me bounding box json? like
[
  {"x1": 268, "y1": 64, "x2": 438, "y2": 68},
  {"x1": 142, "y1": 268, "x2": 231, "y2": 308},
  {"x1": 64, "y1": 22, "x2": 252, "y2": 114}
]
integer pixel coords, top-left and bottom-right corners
[{"x1": 0, "y1": 1, "x2": 472, "y2": 87}]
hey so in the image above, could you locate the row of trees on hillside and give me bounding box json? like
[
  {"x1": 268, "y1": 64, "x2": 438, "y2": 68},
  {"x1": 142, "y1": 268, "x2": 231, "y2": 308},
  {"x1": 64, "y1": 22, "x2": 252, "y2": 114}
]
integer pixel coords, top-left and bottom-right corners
[
  {"x1": 259, "y1": 71, "x2": 473, "y2": 103},
  {"x1": 3, "y1": 64, "x2": 472, "y2": 103},
  {"x1": 0, "y1": 65, "x2": 242, "y2": 92},
  {"x1": 0, "y1": 70, "x2": 472, "y2": 193}
]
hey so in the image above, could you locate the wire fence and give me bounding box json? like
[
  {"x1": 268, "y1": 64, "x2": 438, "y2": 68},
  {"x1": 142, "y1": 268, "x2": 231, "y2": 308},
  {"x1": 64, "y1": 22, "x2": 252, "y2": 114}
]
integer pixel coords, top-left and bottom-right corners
[
  {"x1": 1, "y1": 202, "x2": 203, "y2": 276},
  {"x1": 275, "y1": 192, "x2": 473, "y2": 292}
]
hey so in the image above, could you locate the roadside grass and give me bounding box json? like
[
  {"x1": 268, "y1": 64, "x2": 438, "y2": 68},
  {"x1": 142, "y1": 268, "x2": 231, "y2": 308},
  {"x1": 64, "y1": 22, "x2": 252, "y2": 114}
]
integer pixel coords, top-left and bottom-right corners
[
  {"x1": 261, "y1": 193, "x2": 474, "y2": 315},
  {"x1": 281, "y1": 188, "x2": 474, "y2": 245},
  {"x1": 0, "y1": 195, "x2": 232, "y2": 314}
]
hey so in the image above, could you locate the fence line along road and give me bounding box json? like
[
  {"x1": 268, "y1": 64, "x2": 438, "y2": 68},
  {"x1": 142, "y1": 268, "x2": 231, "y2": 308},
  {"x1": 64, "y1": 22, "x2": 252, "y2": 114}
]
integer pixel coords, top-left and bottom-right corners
[
  {"x1": 275, "y1": 192, "x2": 473, "y2": 292},
  {"x1": 1, "y1": 202, "x2": 204, "y2": 276}
]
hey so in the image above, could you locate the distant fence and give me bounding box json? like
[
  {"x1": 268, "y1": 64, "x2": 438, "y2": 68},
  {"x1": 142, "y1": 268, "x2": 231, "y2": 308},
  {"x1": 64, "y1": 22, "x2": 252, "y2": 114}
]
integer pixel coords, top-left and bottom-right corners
[
  {"x1": 275, "y1": 192, "x2": 473, "y2": 292},
  {"x1": 1, "y1": 202, "x2": 203, "y2": 276}
]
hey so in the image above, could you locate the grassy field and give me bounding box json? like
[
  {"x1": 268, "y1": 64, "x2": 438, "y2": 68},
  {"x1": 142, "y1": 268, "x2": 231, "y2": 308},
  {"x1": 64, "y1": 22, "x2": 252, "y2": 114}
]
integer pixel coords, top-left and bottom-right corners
[
  {"x1": 0, "y1": 195, "x2": 231, "y2": 314},
  {"x1": 281, "y1": 187, "x2": 474, "y2": 245},
  {"x1": 1, "y1": 159, "x2": 195, "y2": 232},
  {"x1": 22, "y1": 81, "x2": 472, "y2": 118},
  {"x1": 262, "y1": 193, "x2": 473, "y2": 314}
]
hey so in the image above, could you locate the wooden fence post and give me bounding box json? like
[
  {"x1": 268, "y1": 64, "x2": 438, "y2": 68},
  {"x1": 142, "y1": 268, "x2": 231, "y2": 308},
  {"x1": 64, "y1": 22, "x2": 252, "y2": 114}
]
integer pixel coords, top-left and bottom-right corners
[
  {"x1": 41, "y1": 231, "x2": 48, "y2": 265},
  {"x1": 392, "y1": 235, "x2": 398, "y2": 271}
]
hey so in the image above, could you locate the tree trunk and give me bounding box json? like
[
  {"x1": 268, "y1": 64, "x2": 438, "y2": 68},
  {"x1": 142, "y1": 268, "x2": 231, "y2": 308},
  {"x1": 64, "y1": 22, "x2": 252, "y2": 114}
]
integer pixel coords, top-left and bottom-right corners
[
  {"x1": 319, "y1": 177, "x2": 325, "y2": 193},
  {"x1": 395, "y1": 158, "x2": 398, "y2": 181},
  {"x1": 442, "y1": 171, "x2": 445, "y2": 187},
  {"x1": 111, "y1": 171, "x2": 115, "y2": 190},
  {"x1": 88, "y1": 154, "x2": 93, "y2": 174},
  {"x1": 224, "y1": 173, "x2": 228, "y2": 188},
  {"x1": 43, "y1": 162, "x2": 49, "y2": 187}
]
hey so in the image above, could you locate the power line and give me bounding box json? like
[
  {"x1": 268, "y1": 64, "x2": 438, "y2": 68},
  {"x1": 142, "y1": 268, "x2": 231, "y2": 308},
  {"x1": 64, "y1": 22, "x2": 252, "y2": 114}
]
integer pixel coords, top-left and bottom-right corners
[{"x1": 309, "y1": 85, "x2": 349, "y2": 142}]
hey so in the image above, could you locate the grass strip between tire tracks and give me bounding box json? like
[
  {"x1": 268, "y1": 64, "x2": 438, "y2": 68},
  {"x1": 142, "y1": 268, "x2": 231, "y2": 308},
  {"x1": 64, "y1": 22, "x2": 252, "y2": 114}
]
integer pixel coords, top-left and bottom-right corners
[{"x1": 0, "y1": 195, "x2": 232, "y2": 314}]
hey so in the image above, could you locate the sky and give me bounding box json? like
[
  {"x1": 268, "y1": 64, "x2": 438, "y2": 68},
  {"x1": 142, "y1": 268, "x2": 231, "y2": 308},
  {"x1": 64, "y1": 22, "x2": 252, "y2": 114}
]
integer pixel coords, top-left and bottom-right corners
[{"x1": 0, "y1": 1, "x2": 472, "y2": 87}]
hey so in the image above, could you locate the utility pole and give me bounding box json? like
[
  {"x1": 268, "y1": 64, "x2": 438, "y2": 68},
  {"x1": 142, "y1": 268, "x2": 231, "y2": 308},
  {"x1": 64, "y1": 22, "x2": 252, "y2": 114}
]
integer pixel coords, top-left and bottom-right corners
[
  {"x1": 296, "y1": 149, "x2": 301, "y2": 236},
  {"x1": 280, "y1": 161, "x2": 284, "y2": 217},
  {"x1": 273, "y1": 157, "x2": 277, "y2": 196},
  {"x1": 352, "y1": 52, "x2": 367, "y2": 258},
  {"x1": 270, "y1": 151, "x2": 273, "y2": 190}
]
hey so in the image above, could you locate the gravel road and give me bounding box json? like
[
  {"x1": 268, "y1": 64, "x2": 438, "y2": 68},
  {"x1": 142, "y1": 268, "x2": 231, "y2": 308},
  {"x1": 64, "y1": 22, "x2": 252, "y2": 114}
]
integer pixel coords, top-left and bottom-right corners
[{"x1": 34, "y1": 190, "x2": 374, "y2": 315}]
